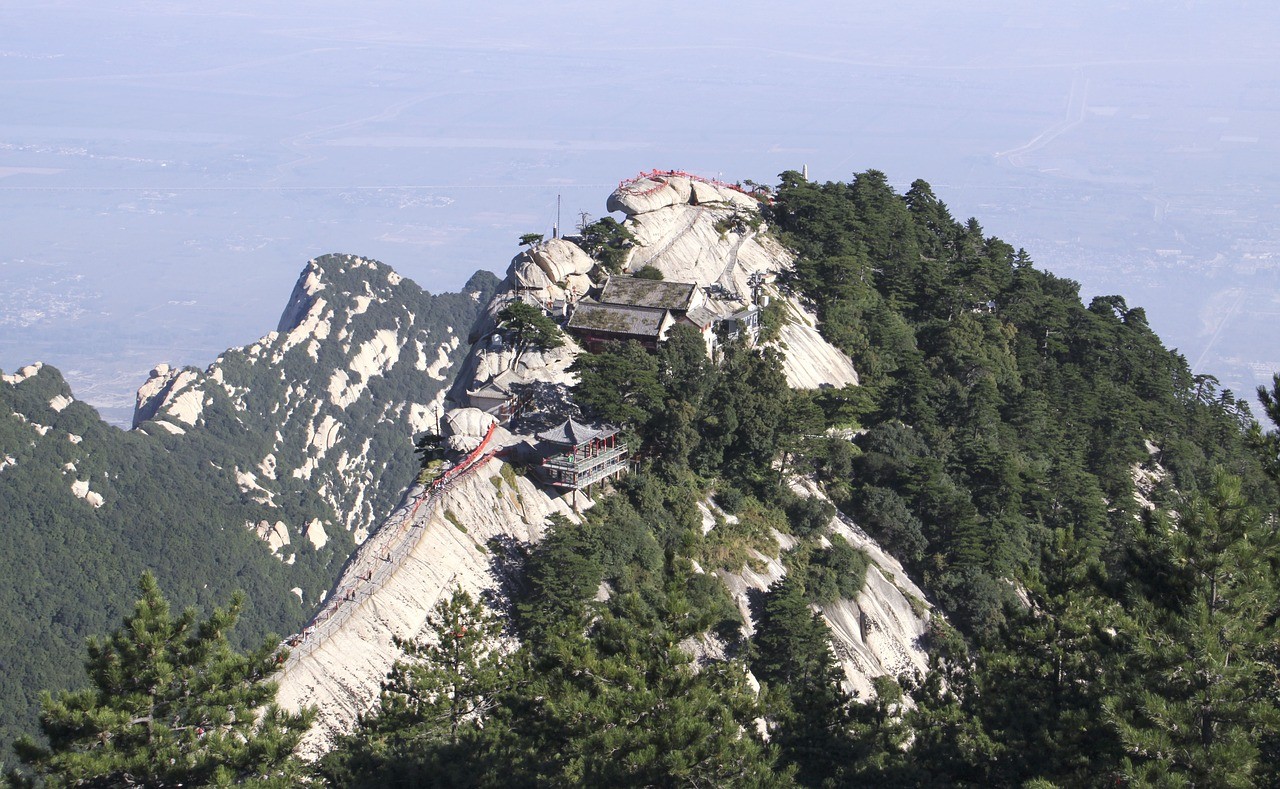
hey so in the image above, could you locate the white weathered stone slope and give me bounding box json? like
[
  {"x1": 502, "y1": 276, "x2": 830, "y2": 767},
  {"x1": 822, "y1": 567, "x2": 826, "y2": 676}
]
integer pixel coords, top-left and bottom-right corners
[
  {"x1": 276, "y1": 457, "x2": 578, "y2": 758},
  {"x1": 1, "y1": 362, "x2": 44, "y2": 385},
  {"x1": 611, "y1": 181, "x2": 858, "y2": 391},
  {"x1": 130, "y1": 254, "x2": 471, "y2": 556},
  {"x1": 715, "y1": 479, "x2": 931, "y2": 701},
  {"x1": 774, "y1": 297, "x2": 861, "y2": 389},
  {"x1": 133, "y1": 363, "x2": 205, "y2": 430}
]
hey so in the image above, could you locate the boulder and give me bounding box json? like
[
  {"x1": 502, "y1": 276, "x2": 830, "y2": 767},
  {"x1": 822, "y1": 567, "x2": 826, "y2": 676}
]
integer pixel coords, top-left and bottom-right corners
[
  {"x1": 528, "y1": 238, "x2": 596, "y2": 282},
  {"x1": 443, "y1": 407, "x2": 498, "y2": 452},
  {"x1": 607, "y1": 177, "x2": 686, "y2": 216},
  {"x1": 133, "y1": 364, "x2": 181, "y2": 428},
  {"x1": 1, "y1": 362, "x2": 44, "y2": 386},
  {"x1": 512, "y1": 257, "x2": 555, "y2": 290},
  {"x1": 564, "y1": 273, "x2": 593, "y2": 298},
  {"x1": 609, "y1": 174, "x2": 758, "y2": 217},
  {"x1": 510, "y1": 258, "x2": 566, "y2": 305},
  {"x1": 689, "y1": 179, "x2": 725, "y2": 206}
]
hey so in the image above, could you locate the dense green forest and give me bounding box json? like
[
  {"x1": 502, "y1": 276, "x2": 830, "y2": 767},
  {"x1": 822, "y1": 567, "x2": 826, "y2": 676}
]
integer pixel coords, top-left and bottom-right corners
[
  {"x1": 13, "y1": 574, "x2": 311, "y2": 787},
  {"x1": 763, "y1": 171, "x2": 1280, "y2": 784},
  {"x1": 11, "y1": 174, "x2": 1280, "y2": 786}
]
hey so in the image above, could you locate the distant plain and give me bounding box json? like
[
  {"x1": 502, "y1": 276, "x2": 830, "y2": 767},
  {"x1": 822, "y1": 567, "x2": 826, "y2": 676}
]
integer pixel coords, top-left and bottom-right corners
[{"x1": 2, "y1": 1, "x2": 1277, "y2": 425}]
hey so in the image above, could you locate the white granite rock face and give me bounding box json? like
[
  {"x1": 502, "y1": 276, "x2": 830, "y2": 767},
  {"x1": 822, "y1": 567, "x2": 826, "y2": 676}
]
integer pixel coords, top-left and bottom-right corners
[
  {"x1": 127, "y1": 253, "x2": 470, "y2": 545},
  {"x1": 406, "y1": 396, "x2": 444, "y2": 436},
  {"x1": 469, "y1": 340, "x2": 580, "y2": 388},
  {"x1": 70, "y1": 479, "x2": 105, "y2": 508},
  {"x1": 607, "y1": 174, "x2": 757, "y2": 216},
  {"x1": 775, "y1": 297, "x2": 860, "y2": 389},
  {"x1": 132, "y1": 365, "x2": 205, "y2": 429},
  {"x1": 1, "y1": 362, "x2": 43, "y2": 385},
  {"x1": 276, "y1": 459, "x2": 579, "y2": 758},
  {"x1": 443, "y1": 407, "x2": 497, "y2": 452},
  {"x1": 716, "y1": 480, "x2": 931, "y2": 701},
  {"x1": 133, "y1": 364, "x2": 176, "y2": 427},
  {"x1": 528, "y1": 238, "x2": 596, "y2": 281},
  {"x1": 248, "y1": 519, "x2": 291, "y2": 556},
  {"x1": 306, "y1": 518, "x2": 329, "y2": 550},
  {"x1": 612, "y1": 182, "x2": 857, "y2": 391}
]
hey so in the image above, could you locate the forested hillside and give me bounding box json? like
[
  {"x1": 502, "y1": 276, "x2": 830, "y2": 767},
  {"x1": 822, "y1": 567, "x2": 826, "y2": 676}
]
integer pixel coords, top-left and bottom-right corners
[
  {"x1": 320, "y1": 172, "x2": 1280, "y2": 786},
  {"x1": 0, "y1": 256, "x2": 497, "y2": 759},
  {"x1": 762, "y1": 171, "x2": 1280, "y2": 784}
]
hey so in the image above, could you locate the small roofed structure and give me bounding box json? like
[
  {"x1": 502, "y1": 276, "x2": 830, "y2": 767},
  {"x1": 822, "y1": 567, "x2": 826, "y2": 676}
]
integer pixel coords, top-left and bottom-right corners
[
  {"x1": 566, "y1": 302, "x2": 675, "y2": 353},
  {"x1": 716, "y1": 305, "x2": 761, "y2": 343},
  {"x1": 678, "y1": 304, "x2": 720, "y2": 348},
  {"x1": 535, "y1": 418, "x2": 629, "y2": 501},
  {"x1": 465, "y1": 370, "x2": 530, "y2": 423}
]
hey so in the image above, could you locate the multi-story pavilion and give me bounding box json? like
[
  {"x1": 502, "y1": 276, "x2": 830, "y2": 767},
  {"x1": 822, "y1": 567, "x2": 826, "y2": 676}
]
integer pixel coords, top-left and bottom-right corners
[{"x1": 534, "y1": 418, "x2": 628, "y2": 501}]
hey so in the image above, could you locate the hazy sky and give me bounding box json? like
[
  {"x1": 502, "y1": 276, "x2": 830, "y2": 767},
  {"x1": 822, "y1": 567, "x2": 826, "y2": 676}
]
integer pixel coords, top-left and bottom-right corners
[{"x1": 2, "y1": 1, "x2": 1278, "y2": 424}]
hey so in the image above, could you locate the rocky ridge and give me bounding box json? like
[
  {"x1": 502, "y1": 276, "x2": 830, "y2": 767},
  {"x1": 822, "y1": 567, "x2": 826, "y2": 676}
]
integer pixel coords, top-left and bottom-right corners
[
  {"x1": 130, "y1": 254, "x2": 497, "y2": 550},
  {"x1": 0, "y1": 258, "x2": 495, "y2": 752},
  {"x1": 275, "y1": 173, "x2": 927, "y2": 755}
]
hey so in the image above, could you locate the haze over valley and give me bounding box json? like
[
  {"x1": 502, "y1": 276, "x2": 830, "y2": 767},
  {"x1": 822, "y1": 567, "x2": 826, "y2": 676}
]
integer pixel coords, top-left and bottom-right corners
[{"x1": 2, "y1": 0, "x2": 1278, "y2": 422}]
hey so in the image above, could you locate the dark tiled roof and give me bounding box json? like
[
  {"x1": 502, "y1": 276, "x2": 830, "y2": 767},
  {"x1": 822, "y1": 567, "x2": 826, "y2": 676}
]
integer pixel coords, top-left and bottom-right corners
[
  {"x1": 567, "y1": 301, "x2": 667, "y2": 338},
  {"x1": 601, "y1": 276, "x2": 697, "y2": 311},
  {"x1": 683, "y1": 305, "x2": 718, "y2": 329},
  {"x1": 536, "y1": 418, "x2": 617, "y2": 446}
]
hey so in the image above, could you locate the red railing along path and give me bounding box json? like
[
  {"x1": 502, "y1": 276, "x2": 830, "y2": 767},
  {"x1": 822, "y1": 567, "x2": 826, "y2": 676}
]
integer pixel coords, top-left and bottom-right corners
[{"x1": 277, "y1": 422, "x2": 499, "y2": 671}]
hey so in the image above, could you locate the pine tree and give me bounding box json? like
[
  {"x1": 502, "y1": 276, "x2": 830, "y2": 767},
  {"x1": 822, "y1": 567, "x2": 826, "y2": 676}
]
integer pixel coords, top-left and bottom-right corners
[
  {"x1": 1105, "y1": 470, "x2": 1280, "y2": 786},
  {"x1": 15, "y1": 573, "x2": 311, "y2": 787},
  {"x1": 750, "y1": 577, "x2": 855, "y2": 786},
  {"x1": 1249, "y1": 372, "x2": 1280, "y2": 480},
  {"x1": 495, "y1": 301, "x2": 564, "y2": 358},
  {"x1": 317, "y1": 588, "x2": 511, "y2": 787},
  {"x1": 383, "y1": 589, "x2": 507, "y2": 745},
  {"x1": 498, "y1": 596, "x2": 784, "y2": 787},
  {"x1": 972, "y1": 530, "x2": 1128, "y2": 785},
  {"x1": 569, "y1": 341, "x2": 663, "y2": 427}
]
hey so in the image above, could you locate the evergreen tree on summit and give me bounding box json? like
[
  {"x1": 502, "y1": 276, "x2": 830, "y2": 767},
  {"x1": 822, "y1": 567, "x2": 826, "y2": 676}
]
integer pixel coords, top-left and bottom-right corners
[
  {"x1": 1251, "y1": 372, "x2": 1280, "y2": 479},
  {"x1": 496, "y1": 301, "x2": 564, "y2": 357},
  {"x1": 317, "y1": 589, "x2": 512, "y2": 788}
]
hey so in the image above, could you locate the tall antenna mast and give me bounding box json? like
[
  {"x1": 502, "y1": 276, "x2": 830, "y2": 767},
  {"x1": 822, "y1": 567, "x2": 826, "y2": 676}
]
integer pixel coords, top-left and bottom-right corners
[{"x1": 554, "y1": 194, "x2": 562, "y2": 239}]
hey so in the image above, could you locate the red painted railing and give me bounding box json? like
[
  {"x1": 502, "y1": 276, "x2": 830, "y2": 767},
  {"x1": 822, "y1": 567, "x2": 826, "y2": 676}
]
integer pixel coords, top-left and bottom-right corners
[{"x1": 616, "y1": 169, "x2": 762, "y2": 200}]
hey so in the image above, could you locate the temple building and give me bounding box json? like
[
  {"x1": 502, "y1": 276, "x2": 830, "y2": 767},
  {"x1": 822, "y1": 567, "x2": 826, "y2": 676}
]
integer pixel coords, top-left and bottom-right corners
[
  {"x1": 565, "y1": 302, "x2": 673, "y2": 352},
  {"x1": 465, "y1": 369, "x2": 530, "y2": 423},
  {"x1": 534, "y1": 418, "x2": 629, "y2": 501},
  {"x1": 563, "y1": 273, "x2": 761, "y2": 354},
  {"x1": 564, "y1": 274, "x2": 704, "y2": 352}
]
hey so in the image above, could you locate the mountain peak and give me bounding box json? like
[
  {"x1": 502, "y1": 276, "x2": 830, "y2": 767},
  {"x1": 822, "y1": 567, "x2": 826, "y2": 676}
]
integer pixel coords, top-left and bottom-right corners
[
  {"x1": 2, "y1": 361, "x2": 77, "y2": 413},
  {"x1": 276, "y1": 253, "x2": 414, "y2": 336}
]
